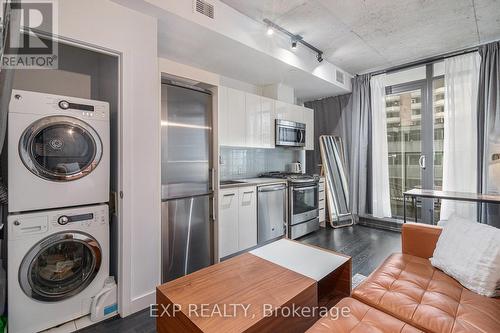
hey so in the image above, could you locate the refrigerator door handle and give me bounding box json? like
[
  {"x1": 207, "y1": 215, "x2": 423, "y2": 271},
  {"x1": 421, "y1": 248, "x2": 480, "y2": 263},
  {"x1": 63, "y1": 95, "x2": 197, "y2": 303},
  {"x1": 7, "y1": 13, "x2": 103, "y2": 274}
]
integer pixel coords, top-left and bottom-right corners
[{"x1": 210, "y1": 168, "x2": 216, "y2": 191}]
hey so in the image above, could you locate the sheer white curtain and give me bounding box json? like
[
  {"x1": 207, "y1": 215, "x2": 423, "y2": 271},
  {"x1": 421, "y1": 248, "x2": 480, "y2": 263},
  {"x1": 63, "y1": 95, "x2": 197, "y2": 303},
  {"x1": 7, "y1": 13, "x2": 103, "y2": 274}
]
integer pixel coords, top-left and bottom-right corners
[
  {"x1": 440, "y1": 53, "x2": 480, "y2": 221},
  {"x1": 370, "y1": 74, "x2": 392, "y2": 218}
]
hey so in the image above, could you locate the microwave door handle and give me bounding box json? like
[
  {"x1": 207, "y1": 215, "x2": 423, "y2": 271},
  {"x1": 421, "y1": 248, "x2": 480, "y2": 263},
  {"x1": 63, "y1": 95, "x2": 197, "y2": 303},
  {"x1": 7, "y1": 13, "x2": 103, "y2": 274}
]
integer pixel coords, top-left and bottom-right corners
[{"x1": 299, "y1": 130, "x2": 304, "y2": 143}]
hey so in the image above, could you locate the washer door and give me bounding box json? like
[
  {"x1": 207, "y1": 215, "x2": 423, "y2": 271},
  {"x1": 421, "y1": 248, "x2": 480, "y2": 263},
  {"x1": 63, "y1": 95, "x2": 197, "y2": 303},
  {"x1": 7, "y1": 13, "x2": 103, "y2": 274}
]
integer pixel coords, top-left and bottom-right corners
[
  {"x1": 19, "y1": 116, "x2": 102, "y2": 181},
  {"x1": 19, "y1": 232, "x2": 102, "y2": 302}
]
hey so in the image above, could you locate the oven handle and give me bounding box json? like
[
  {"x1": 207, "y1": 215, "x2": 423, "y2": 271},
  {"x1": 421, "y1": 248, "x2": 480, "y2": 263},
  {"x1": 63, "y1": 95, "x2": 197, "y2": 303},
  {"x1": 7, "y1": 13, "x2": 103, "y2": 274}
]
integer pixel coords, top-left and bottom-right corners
[{"x1": 293, "y1": 185, "x2": 318, "y2": 191}]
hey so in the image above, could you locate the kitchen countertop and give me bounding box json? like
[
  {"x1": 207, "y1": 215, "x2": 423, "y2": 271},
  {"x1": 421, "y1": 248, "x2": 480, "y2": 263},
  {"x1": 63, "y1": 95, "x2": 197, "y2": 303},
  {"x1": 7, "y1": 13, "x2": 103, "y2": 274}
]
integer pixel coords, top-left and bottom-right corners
[{"x1": 219, "y1": 177, "x2": 287, "y2": 189}]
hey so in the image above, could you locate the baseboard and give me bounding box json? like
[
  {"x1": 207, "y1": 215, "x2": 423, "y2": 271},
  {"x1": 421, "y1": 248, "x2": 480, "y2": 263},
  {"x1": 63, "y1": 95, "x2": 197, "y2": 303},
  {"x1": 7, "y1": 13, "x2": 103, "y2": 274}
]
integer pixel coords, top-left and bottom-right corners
[
  {"x1": 358, "y1": 215, "x2": 403, "y2": 232},
  {"x1": 122, "y1": 290, "x2": 156, "y2": 317}
]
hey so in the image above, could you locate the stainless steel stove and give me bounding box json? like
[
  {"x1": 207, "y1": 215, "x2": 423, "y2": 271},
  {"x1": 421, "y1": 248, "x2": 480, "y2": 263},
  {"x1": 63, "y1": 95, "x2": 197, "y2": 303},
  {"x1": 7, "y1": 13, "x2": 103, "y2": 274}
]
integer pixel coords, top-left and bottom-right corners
[{"x1": 260, "y1": 172, "x2": 320, "y2": 239}]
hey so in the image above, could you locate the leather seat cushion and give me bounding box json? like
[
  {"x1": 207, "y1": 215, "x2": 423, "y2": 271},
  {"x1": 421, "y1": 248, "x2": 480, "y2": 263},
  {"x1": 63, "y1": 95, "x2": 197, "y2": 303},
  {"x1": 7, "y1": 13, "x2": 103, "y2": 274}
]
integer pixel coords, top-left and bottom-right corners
[
  {"x1": 352, "y1": 253, "x2": 500, "y2": 333},
  {"x1": 306, "y1": 297, "x2": 422, "y2": 333}
]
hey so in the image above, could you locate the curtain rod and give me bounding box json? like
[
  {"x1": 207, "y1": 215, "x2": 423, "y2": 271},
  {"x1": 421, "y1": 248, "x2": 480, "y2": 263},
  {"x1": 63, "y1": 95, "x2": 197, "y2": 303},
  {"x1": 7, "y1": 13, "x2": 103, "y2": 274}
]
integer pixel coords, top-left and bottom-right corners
[{"x1": 365, "y1": 46, "x2": 480, "y2": 77}]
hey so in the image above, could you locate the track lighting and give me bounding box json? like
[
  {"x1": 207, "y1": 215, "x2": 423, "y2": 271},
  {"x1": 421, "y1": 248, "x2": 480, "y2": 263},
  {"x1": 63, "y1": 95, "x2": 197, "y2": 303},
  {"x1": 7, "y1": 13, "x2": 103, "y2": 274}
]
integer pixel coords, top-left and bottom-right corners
[{"x1": 263, "y1": 18, "x2": 324, "y2": 63}]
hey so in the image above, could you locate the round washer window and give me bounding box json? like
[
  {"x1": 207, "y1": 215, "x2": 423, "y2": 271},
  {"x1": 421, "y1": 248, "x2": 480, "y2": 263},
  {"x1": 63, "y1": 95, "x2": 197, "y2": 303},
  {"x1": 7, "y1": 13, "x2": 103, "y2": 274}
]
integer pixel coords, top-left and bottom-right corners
[
  {"x1": 19, "y1": 116, "x2": 102, "y2": 181},
  {"x1": 19, "y1": 232, "x2": 102, "y2": 302}
]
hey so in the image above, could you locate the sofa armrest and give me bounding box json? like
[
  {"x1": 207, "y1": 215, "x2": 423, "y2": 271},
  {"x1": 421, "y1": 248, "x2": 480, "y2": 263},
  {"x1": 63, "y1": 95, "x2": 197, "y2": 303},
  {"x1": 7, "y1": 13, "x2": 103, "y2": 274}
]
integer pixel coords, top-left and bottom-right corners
[{"x1": 401, "y1": 223, "x2": 442, "y2": 259}]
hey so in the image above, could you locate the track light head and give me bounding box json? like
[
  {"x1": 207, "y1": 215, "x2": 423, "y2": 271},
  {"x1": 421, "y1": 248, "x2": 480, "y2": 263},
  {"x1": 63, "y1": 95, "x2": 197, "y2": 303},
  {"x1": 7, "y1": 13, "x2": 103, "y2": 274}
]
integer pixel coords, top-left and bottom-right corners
[
  {"x1": 317, "y1": 53, "x2": 323, "y2": 62},
  {"x1": 266, "y1": 27, "x2": 274, "y2": 36},
  {"x1": 291, "y1": 40, "x2": 297, "y2": 49}
]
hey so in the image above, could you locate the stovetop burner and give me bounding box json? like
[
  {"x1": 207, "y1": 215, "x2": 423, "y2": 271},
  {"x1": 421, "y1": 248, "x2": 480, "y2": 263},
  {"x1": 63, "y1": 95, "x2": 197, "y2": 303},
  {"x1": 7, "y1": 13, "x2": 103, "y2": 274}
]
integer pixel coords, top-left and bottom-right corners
[{"x1": 260, "y1": 171, "x2": 319, "y2": 182}]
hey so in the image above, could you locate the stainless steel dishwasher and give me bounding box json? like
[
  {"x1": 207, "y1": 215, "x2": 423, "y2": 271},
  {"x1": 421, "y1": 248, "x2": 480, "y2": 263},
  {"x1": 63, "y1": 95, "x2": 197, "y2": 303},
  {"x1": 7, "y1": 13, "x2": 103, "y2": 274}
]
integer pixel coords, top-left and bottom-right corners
[{"x1": 257, "y1": 183, "x2": 287, "y2": 244}]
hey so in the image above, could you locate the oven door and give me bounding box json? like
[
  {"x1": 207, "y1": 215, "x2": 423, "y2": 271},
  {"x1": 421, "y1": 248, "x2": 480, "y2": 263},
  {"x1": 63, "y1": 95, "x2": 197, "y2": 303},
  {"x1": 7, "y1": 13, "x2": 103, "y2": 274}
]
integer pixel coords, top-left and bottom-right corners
[
  {"x1": 290, "y1": 183, "x2": 319, "y2": 224},
  {"x1": 276, "y1": 121, "x2": 305, "y2": 147}
]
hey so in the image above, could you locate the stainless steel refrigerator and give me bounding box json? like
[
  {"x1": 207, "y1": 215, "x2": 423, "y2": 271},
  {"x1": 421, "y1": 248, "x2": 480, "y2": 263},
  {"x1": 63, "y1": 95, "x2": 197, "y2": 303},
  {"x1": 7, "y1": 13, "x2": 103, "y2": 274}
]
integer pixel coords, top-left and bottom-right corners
[{"x1": 161, "y1": 82, "x2": 214, "y2": 283}]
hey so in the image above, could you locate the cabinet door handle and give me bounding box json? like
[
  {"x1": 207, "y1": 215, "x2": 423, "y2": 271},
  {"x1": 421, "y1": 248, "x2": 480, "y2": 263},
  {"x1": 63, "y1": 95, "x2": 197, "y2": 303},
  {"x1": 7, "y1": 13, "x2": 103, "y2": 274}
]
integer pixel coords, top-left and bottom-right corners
[
  {"x1": 223, "y1": 193, "x2": 235, "y2": 197},
  {"x1": 243, "y1": 191, "x2": 254, "y2": 194}
]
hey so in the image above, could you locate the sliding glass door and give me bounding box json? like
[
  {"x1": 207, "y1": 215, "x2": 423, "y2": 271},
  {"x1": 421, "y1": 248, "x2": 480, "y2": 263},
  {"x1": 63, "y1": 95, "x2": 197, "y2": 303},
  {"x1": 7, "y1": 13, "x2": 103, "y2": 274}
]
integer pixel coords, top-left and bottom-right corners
[{"x1": 384, "y1": 65, "x2": 444, "y2": 223}]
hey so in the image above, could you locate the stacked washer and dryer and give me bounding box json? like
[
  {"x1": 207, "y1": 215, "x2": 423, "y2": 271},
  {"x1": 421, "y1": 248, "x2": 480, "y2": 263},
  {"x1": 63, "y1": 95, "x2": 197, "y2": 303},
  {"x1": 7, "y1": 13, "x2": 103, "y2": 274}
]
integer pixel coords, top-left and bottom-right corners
[{"x1": 6, "y1": 90, "x2": 111, "y2": 333}]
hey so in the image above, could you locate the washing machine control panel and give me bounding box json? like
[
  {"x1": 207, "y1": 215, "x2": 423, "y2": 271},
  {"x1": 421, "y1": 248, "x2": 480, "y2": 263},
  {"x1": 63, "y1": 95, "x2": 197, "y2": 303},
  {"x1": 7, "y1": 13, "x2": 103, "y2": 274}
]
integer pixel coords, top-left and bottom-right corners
[{"x1": 52, "y1": 208, "x2": 107, "y2": 228}]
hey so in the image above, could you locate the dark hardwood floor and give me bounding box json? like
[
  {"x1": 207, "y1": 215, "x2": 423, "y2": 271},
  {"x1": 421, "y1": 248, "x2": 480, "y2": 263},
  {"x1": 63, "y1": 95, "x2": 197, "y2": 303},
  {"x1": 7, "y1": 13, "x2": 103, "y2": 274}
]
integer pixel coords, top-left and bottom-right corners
[
  {"x1": 298, "y1": 225, "x2": 401, "y2": 277},
  {"x1": 77, "y1": 225, "x2": 400, "y2": 332}
]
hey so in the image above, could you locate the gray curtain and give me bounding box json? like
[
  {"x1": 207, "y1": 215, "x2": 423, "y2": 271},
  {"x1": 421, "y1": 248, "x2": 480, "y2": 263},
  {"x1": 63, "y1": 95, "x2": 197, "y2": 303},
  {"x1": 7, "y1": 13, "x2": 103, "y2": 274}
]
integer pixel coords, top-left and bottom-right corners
[
  {"x1": 478, "y1": 41, "x2": 500, "y2": 227},
  {"x1": 305, "y1": 74, "x2": 372, "y2": 216},
  {"x1": 349, "y1": 74, "x2": 372, "y2": 216},
  {"x1": 304, "y1": 94, "x2": 351, "y2": 175}
]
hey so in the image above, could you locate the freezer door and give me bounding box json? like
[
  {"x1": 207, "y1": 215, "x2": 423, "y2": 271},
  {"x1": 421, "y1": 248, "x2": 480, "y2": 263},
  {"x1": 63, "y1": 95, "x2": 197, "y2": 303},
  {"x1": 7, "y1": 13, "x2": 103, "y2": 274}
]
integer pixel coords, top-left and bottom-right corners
[
  {"x1": 257, "y1": 185, "x2": 286, "y2": 244},
  {"x1": 161, "y1": 195, "x2": 213, "y2": 283},
  {"x1": 161, "y1": 84, "x2": 212, "y2": 199}
]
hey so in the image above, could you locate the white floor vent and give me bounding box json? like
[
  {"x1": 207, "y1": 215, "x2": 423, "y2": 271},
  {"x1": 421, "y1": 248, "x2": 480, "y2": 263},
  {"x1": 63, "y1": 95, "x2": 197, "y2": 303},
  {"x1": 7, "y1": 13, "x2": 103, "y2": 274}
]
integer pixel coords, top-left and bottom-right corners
[{"x1": 194, "y1": 0, "x2": 215, "y2": 19}]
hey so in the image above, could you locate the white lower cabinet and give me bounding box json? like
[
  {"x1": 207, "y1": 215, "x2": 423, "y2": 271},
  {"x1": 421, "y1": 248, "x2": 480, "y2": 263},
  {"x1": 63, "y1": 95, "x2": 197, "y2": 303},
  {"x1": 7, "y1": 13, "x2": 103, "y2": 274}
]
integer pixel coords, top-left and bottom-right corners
[
  {"x1": 319, "y1": 177, "x2": 326, "y2": 227},
  {"x1": 218, "y1": 186, "x2": 257, "y2": 259},
  {"x1": 218, "y1": 188, "x2": 239, "y2": 258},
  {"x1": 237, "y1": 187, "x2": 257, "y2": 250}
]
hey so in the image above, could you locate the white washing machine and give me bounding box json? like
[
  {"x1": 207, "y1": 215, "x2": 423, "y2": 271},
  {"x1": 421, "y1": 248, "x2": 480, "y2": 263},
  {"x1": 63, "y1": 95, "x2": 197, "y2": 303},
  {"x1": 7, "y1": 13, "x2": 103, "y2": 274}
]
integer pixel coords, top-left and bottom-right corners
[
  {"x1": 8, "y1": 90, "x2": 110, "y2": 213},
  {"x1": 8, "y1": 204, "x2": 109, "y2": 333}
]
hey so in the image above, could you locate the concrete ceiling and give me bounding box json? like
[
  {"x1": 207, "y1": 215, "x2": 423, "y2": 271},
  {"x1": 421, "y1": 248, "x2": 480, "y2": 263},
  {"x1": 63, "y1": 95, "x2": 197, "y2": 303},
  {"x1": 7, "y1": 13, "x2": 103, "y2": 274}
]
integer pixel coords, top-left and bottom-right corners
[{"x1": 221, "y1": 0, "x2": 500, "y2": 74}]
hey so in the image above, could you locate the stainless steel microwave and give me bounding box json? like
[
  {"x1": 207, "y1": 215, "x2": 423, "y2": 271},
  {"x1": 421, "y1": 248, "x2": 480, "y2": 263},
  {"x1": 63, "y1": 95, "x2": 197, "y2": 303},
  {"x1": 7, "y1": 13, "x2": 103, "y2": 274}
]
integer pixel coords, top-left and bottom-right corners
[{"x1": 275, "y1": 119, "x2": 306, "y2": 147}]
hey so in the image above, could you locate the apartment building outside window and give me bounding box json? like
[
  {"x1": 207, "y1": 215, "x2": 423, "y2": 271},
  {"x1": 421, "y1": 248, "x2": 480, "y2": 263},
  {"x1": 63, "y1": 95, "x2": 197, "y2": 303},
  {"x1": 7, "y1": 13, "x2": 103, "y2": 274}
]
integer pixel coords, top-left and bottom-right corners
[{"x1": 384, "y1": 65, "x2": 445, "y2": 223}]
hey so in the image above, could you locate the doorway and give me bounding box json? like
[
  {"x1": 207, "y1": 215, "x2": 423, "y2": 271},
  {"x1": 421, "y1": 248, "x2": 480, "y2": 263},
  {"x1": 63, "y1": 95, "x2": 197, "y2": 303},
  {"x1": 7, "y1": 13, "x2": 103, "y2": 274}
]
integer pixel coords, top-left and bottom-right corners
[{"x1": 384, "y1": 65, "x2": 444, "y2": 224}]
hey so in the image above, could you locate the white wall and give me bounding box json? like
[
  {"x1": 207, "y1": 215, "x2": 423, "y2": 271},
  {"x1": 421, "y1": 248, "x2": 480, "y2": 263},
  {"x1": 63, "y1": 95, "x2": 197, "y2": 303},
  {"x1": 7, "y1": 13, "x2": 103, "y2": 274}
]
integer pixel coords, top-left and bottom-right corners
[{"x1": 55, "y1": 0, "x2": 160, "y2": 316}]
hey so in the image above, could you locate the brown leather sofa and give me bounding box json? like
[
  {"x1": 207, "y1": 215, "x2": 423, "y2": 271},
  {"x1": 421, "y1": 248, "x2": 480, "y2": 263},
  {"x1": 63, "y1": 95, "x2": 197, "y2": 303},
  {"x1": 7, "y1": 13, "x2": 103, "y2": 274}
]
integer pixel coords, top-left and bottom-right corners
[{"x1": 307, "y1": 223, "x2": 500, "y2": 333}]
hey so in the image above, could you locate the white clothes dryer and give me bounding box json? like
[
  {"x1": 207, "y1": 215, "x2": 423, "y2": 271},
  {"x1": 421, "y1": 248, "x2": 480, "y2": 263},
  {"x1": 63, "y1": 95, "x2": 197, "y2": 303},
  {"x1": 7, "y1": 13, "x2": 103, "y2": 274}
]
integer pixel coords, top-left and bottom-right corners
[{"x1": 8, "y1": 90, "x2": 109, "y2": 212}]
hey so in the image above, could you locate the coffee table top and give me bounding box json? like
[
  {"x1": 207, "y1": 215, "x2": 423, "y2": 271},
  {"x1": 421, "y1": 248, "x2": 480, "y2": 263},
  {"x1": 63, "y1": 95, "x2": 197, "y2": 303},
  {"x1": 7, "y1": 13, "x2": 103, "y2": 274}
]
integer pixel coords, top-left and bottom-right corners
[
  {"x1": 157, "y1": 252, "x2": 316, "y2": 333},
  {"x1": 250, "y1": 239, "x2": 350, "y2": 281}
]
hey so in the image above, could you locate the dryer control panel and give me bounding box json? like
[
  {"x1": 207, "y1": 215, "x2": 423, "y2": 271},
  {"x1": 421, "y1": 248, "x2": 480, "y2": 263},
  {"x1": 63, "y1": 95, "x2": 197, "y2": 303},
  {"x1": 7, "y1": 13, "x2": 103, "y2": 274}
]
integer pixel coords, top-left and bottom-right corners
[
  {"x1": 56, "y1": 99, "x2": 108, "y2": 119},
  {"x1": 9, "y1": 89, "x2": 109, "y2": 121}
]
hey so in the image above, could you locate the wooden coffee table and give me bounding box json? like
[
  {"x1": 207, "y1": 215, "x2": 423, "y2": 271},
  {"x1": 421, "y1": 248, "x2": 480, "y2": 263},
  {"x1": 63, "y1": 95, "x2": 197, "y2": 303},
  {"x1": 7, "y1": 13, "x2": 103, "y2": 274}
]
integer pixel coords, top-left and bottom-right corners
[{"x1": 156, "y1": 239, "x2": 351, "y2": 333}]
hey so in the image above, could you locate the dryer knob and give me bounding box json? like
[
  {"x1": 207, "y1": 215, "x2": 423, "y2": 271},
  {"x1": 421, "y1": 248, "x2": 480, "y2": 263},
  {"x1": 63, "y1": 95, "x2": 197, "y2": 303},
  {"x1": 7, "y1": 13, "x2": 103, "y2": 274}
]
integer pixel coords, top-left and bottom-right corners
[
  {"x1": 58, "y1": 215, "x2": 70, "y2": 225},
  {"x1": 59, "y1": 100, "x2": 70, "y2": 110}
]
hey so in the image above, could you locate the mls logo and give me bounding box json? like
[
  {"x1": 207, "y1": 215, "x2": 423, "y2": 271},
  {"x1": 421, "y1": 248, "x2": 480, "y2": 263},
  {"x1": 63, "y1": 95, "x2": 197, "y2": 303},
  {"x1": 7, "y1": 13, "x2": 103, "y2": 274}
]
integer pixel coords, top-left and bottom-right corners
[{"x1": 1, "y1": 0, "x2": 58, "y2": 69}]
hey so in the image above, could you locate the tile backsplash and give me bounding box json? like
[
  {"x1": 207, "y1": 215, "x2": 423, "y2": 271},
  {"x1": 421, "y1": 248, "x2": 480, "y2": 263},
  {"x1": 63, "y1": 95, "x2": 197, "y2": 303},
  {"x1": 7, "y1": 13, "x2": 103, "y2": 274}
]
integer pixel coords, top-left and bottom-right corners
[{"x1": 219, "y1": 147, "x2": 305, "y2": 180}]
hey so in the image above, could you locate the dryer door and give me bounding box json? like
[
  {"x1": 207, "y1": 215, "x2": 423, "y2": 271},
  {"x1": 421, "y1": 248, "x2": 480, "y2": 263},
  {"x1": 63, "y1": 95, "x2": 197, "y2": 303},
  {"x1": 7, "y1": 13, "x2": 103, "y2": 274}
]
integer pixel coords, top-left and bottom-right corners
[
  {"x1": 19, "y1": 115, "x2": 103, "y2": 181},
  {"x1": 19, "y1": 232, "x2": 102, "y2": 302}
]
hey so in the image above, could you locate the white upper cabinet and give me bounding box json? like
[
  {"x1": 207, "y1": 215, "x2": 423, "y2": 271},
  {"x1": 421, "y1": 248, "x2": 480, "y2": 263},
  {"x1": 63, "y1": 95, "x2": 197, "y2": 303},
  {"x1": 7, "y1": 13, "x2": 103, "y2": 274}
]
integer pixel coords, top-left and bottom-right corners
[
  {"x1": 224, "y1": 87, "x2": 246, "y2": 146},
  {"x1": 275, "y1": 101, "x2": 303, "y2": 123},
  {"x1": 303, "y1": 107, "x2": 314, "y2": 150},
  {"x1": 218, "y1": 86, "x2": 228, "y2": 145},
  {"x1": 260, "y1": 96, "x2": 275, "y2": 148},
  {"x1": 245, "y1": 93, "x2": 262, "y2": 147},
  {"x1": 218, "y1": 86, "x2": 312, "y2": 150},
  {"x1": 290, "y1": 104, "x2": 305, "y2": 123},
  {"x1": 275, "y1": 100, "x2": 291, "y2": 121}
]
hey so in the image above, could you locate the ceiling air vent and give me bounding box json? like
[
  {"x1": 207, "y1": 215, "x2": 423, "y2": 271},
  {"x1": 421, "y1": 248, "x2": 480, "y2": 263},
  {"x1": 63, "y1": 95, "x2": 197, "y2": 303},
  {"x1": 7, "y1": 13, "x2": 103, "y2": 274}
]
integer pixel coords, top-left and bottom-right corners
[
  {"x1": 335, "y1": 70, "x2": 345, "y2": 85},
  {"x1": 194, "y1": 0, "x2": 215, "y2": 19}
]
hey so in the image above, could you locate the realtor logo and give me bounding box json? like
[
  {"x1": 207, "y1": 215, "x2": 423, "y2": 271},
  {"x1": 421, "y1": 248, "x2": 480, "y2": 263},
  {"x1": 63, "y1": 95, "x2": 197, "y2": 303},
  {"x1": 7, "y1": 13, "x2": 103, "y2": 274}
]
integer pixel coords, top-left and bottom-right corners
[{"x1": 1, "y1": 0, "x2": 58, "y2": 69}]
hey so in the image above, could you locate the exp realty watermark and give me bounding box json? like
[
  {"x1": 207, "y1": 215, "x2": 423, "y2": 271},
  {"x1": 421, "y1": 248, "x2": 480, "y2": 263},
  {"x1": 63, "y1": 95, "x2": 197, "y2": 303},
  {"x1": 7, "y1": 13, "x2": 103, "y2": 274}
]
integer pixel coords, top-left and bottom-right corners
[
  {"x1": 1, "y1": 0, "x2": 58, "y2": 69},
  {"x1": 150, "y1": 303, "x2": 351, "y2": 320}
]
